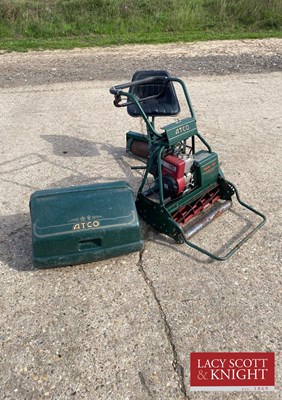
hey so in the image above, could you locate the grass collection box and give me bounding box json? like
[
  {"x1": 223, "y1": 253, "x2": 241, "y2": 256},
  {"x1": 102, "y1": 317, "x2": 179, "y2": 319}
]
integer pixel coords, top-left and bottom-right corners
[{"x1": 30, "y1": 181, "x2": 143, "y2": 268}]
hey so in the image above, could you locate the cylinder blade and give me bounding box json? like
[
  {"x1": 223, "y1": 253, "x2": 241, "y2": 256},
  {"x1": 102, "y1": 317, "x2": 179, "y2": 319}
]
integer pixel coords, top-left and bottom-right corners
[{"x1": 184, "y1": 200, "x2": 232, "y2": 239}]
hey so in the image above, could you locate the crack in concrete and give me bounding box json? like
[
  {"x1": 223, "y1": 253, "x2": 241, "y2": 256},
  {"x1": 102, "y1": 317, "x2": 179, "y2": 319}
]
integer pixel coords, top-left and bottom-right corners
[{"x1": 138, "y1": 244, "x2": 190, "y2": 400}]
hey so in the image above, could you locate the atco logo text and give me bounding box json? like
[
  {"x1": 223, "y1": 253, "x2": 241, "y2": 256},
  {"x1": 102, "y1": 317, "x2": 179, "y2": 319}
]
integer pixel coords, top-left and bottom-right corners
[
  {"x1": 73, "y1": 220, "x2": 100, "y2": 230},
  {"x1": 176, "y1": 124, "x2": 190, "y2": 135}
]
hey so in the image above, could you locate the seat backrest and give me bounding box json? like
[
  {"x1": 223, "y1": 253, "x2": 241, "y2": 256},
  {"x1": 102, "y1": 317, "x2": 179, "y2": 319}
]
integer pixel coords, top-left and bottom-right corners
[{"x1": 127, "y1": 70, "x2": 180, "y2": 118}]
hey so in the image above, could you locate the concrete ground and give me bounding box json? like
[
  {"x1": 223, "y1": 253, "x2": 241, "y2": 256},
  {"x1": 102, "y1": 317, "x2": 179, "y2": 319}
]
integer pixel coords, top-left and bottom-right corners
[{"x1": 0, "y1": 41, "x2": 281, "y2": 399}]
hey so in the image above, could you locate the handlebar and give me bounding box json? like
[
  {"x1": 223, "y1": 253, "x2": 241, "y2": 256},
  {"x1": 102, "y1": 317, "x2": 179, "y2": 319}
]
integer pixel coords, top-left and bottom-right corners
[
  {"x1": 109, "y1": 75, "x2": 169, "y2": 96},
  {"x1": 110, "y1": 75, "x2": 169, "y2": 108}
]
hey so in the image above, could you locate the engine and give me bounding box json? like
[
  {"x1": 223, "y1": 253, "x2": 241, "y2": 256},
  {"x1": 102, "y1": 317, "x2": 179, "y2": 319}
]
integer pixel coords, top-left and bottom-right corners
[{"x1": 161, "y1": 154, "x2": 194, "y2": 197}]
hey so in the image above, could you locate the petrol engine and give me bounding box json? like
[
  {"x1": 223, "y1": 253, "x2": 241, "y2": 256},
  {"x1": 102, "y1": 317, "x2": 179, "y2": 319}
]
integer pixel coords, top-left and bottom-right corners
[
  {"x1": 161, "y1": 154, "x2": 194, "y2": 197},
  {"x1": 160, "y1": 150, "x2": 220, "y2": 198}
]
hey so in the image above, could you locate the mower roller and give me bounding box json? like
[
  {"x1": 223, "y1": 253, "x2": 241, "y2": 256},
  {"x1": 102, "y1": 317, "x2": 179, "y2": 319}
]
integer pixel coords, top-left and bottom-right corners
[{"x1": 110, "y1": 70, "x2": 266, "y2": 261}]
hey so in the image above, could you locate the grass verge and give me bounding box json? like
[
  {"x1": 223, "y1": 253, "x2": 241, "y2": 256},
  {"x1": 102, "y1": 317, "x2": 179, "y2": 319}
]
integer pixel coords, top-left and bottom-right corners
[
  {"x1": 0, "y1": 0, "x2": 281, "y2": 52},
  {"x1": 1, "y1": 30, "x2": 282, "y2": 53}
]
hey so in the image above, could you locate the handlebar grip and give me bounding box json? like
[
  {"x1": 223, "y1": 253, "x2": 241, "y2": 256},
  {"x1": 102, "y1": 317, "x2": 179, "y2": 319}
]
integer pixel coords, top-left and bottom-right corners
[{"x1": 110, "y1": 86, "x2": 119, "y2": 95}]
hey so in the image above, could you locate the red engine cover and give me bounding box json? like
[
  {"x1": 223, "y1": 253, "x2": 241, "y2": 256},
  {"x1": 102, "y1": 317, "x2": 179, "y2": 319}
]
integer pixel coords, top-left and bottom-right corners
[{"x1": 161, "y1": 155, "x2": 186, "y2": 194}]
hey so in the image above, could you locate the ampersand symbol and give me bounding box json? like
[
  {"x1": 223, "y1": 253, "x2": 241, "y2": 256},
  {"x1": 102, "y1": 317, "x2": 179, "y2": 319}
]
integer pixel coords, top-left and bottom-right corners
[{"x1": 197, "y1": 370, "x2": 208, "y2": 380}]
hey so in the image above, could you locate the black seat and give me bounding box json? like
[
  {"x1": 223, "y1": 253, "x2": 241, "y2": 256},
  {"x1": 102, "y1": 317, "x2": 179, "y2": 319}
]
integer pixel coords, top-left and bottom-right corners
[{"x1": 127, "y1": 70, "x2": 180, "y2": 117}]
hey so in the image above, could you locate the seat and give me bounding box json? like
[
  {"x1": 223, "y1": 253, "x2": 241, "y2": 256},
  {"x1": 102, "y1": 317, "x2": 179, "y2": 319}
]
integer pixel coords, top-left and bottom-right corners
[{"x1": 127, "y1": 70, "x2": 180, "y2": 117}]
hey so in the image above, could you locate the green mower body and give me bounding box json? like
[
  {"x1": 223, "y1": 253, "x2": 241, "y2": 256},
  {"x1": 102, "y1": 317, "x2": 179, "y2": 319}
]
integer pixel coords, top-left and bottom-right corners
[{"x1": 110, "y1": 70, "x2": 266, "y2": 260}]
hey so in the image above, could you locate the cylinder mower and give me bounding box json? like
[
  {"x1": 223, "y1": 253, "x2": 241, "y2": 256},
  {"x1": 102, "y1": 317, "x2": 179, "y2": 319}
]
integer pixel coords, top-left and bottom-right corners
[{"x1": 110, "y1": 70, "x2": 266, "y2": 261}]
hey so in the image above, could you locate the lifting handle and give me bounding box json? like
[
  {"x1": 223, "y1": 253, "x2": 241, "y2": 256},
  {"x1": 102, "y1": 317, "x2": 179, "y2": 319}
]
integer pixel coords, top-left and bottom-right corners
[{"x1": 175, "y1": 181, "x2": 266, "y2": 261}]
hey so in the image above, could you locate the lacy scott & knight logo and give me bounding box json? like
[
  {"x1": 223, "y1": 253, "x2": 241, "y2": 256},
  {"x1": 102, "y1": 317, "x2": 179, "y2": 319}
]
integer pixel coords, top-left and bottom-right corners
[{"x1": 190, "y1": 352, "x2": 275, "y2": 392}]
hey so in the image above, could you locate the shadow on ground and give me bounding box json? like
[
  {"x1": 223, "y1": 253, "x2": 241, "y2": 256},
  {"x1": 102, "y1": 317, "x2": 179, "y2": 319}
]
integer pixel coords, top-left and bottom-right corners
[
  {"x1": 41, "y1": 135, "x2": 101, "y2": 157},
  {"x1": 0, "y1": 212, "x2": 33, "y2": 271}
]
